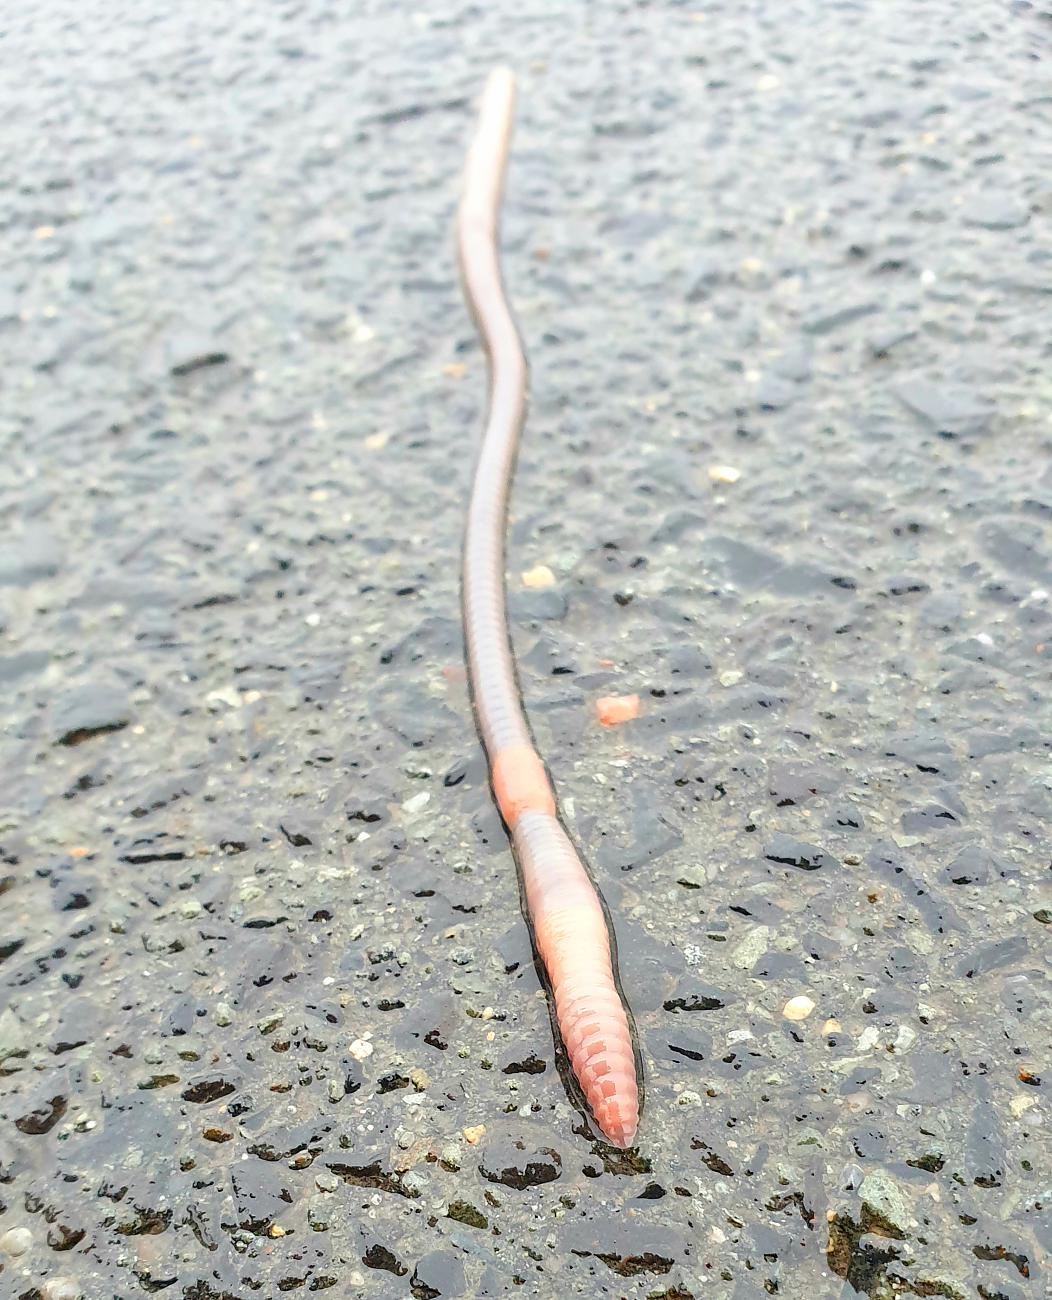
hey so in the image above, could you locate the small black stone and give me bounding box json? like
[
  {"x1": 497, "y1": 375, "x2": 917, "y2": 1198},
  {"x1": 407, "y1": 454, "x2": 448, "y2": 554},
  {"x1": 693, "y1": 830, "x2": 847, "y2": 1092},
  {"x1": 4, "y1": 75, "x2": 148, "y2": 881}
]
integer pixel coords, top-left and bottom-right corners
[
  {"x1": 962, "y1": 195, "x2": 1029, "y2": 230},
  {"x1": 892, "y1": 377, "x2": 993, "y2": 438},
  {"x1": 181, "y1": 1075, "x2": 238, "y2": 1105},
  {"x1": 170, "y1": 349, "x2": 230, "y2": 377},
  {"x1": 803, "y1": 301, "x2": 878, "y2": 335},
  {"x1": 763, "y1": 833, "x2": 839, "y2": 871},
  {"x1": 479, "y1": 1135, "x2": 562, "y2": 1189},
  {"x1": 411, "y1": 1249, "x2": 467, "y2": 1297},
  {"x1": 941, "y1": 843, "x2": 1008, "y2": 887},
  {"x1": 508, "y1": 588, "x2": 568, "y2": 622},
  {"x1": 51, "y1": 683, "x2": 131, "y2": 746},
  {"x1": 15, "y1": 1094, "x2": 67, "y2": 1135}
]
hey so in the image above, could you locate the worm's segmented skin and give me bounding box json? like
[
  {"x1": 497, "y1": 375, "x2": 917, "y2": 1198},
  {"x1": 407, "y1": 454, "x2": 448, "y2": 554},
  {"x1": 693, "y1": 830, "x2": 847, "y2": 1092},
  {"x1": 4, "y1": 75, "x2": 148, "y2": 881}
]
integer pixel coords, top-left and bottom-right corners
[
  {"x1": 457, "y1": 69, "x2": 640, "y2": 1148},
  {"x1": 513, "y1": 813, "x2": 639, "y2": 1147}
]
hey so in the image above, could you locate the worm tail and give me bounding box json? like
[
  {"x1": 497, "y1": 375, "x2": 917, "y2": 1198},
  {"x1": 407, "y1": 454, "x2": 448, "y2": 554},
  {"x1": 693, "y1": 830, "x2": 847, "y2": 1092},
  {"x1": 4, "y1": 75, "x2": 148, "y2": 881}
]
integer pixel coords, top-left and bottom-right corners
[{"x1": 513, "y1": 812, "x2": 639, "y2": 1147}]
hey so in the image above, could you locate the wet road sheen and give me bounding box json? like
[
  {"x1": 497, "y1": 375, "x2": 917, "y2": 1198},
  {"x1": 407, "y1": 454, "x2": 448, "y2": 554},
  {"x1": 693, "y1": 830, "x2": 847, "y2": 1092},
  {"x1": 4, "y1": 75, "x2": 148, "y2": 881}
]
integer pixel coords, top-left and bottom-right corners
[{"x1": 0, "y1": 2, "x2": 1049, "y2": 1297}]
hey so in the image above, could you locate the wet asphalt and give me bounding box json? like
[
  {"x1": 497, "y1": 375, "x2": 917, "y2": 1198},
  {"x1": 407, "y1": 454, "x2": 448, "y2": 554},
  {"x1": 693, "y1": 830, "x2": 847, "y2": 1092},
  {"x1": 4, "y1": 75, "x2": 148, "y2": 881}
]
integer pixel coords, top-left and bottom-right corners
[{"x1": 0, "y1": 1, "x2": 1049, "y2": 1297}]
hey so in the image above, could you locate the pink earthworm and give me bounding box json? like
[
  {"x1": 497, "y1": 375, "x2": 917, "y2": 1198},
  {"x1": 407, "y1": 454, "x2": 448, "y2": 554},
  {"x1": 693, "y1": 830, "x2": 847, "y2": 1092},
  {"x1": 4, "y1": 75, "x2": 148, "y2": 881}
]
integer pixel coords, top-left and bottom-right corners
[{"x1": 456, "y1": 68, "x2": 640, "y2": 1148}]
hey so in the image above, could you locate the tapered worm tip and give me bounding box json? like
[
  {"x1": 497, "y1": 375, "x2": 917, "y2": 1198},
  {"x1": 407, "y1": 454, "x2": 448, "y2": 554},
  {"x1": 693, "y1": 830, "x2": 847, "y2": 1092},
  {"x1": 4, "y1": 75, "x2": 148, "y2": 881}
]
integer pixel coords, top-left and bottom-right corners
[{"x1": 595, "y1": 1096, "x2": 640, "y2": 1149}]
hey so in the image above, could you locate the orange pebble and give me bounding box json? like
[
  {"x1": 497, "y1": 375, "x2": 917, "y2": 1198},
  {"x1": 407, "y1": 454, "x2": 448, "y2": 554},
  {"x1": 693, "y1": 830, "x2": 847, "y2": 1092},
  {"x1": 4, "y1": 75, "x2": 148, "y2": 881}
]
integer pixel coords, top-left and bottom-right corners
[{"x1": 595, "y1": 694, "x2": 641, "y2": 727}]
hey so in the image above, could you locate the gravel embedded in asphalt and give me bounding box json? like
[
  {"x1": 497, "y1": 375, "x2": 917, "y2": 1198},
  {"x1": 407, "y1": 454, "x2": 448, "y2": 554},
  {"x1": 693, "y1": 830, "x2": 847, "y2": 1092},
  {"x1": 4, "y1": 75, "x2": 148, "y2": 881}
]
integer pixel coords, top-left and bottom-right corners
[{"x1": 0, "y1": 1, "x2": 1048, "y2": 1296}]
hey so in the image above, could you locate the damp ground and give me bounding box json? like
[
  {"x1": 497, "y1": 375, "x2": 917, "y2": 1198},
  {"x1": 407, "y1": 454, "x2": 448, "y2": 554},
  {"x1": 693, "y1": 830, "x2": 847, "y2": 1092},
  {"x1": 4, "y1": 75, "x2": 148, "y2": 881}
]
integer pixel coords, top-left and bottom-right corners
[{"x1": 0, "y1": 2, "x2": 1049, "y2": 1298}]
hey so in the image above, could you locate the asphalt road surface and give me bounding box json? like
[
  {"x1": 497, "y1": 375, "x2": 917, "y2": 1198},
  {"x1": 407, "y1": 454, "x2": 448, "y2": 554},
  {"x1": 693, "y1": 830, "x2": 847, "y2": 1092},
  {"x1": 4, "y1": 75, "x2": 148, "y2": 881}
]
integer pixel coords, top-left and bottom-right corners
[{"x1": 0, "y1": 2, "x2": 1048, "y2": 1297}]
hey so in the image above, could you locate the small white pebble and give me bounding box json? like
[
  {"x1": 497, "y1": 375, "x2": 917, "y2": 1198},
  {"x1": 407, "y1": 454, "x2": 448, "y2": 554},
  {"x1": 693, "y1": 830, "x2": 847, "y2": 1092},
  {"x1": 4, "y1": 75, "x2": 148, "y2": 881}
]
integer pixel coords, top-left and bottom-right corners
[
  {"x1": 304, "y1": 612, "x2": 321, "y2": 627},
  {"x1": 708, "y1": 464, "x2": 742, "y2": 485},
  {"x1": 783, "y1": 995, "x2": 816, "y2": 1021},
  {"x1": 214, "y1": 1002, "x2": 233, "y2": 1026},
  {"x1": 205, "y1": 685, "x2": 243, "y2": 710},
  {"x1": 756, "y1": 73, "x2": 781, "y2": 92},
  {"x1": 43, "y1": 1281, "x2": 82, "y2": 1300},
  {"x1": 676, "y1": 1090, "x2": 703, "y2": 1106},
  {"x1": 349, "y1": 1038, "x2": 374, "y2": 1061},
  {"x1": 521, "y1": 565, "x2": 555, "y2": 589},
  {"x1": 1, "y1": 1226, "x2": 33, "y2": 1256},
  {"x1": 719, "y1": 669, "x2": 744, "y2": 688},
  {"x1": 893, "y1": 1025, "x2": 917, "y2": 1054},
  {"x1": 402, "y1": 791, "x2": 430, "y2": 815}
]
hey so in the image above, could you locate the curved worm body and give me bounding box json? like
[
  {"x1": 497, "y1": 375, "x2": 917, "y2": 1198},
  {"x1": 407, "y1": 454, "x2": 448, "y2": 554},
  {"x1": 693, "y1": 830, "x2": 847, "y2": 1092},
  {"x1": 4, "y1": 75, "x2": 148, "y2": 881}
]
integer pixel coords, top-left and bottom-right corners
[{"x1": 457, "y1": 68, "x2": 640, "y2": 1148}]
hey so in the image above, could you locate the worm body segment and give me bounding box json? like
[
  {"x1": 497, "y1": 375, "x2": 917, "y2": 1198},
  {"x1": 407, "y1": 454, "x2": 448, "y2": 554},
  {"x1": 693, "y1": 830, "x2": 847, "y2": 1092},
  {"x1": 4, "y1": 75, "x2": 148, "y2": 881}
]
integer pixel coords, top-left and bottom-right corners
[{"x1": 457, "y1": 68, "x2": 640, "y2": 1148}]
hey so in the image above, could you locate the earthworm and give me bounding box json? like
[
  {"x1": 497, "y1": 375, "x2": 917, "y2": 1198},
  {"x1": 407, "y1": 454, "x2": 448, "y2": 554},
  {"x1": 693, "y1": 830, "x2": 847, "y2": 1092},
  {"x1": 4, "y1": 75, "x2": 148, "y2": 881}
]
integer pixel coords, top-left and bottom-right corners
[{"x1": 456, "y1": 68, "x2": 640, "y2": 1148}]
